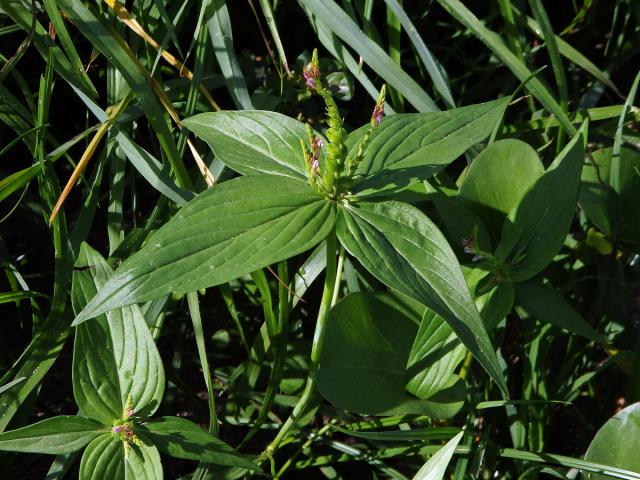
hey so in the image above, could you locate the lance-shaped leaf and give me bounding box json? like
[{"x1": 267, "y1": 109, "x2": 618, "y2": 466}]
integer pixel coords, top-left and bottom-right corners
[
  {"x1": 515, "y1": 280, "x2": 606, "y2": 344},
  {"x1": 496, "y1": 121, "x2": 588, "y2": 281},
  {"x1": 79, "y1": 433, "x2": 162, "y2": 480},
  {"x1": 337, "y1": 200, "x2": 507, "y2": 396},
  {"x1": 71, "y1": 243, "x2": 165, "y2": 424},
  {"x1": 412, "y1": 431, "x2": 464, "y2": 480},
  {"x1": 140, "y1": 416, "x2": 259, "y2": 471},
  {"x1": 74, "y1": 176, "x2": 334, "y2": 323},
  {"x1": 184, "y1": 111, "x2": 315, "y2": 180},
  {"x1": 0, "y1": 416, "x2": 105, "y2": 454},
  {"x1": 347, "y1": 97, "x2": 509, "y2": 196},
  {"x1": 405, "y1": 308, "x2": 466, "y2": 401}
]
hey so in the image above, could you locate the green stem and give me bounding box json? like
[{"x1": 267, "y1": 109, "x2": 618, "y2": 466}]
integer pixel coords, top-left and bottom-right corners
[
  {"x1": 263, "y1": 226, "x2": 338, "y2": 457},
  {"x1": 187, "y1": 292, "x2": 219, "y2": 437}
]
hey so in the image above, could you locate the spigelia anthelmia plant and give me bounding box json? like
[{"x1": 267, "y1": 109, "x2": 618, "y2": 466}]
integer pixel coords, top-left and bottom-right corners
[{"x1": 2, "y1": 0, "x2": 640, "y2": 476}]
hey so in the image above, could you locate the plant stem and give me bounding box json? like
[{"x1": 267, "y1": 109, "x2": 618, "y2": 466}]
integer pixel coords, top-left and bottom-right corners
[{"x1": 263, "y1": 226, "x2": 338, "y2": 457}]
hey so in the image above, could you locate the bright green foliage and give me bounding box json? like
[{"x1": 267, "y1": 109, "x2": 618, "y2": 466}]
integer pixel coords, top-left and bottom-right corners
[{"x1": 412, "y1": 431, "x2": 464, "y2": 480}]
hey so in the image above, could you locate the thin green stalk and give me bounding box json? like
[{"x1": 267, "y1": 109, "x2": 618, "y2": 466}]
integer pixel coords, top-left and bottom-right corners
[
  {"x1": 528, "y1": 0, "x2": 569, "y2": 150},
  {"x1": 263, "y1": 226, "x2": 337, "y2": 457},
  {"x1": 239, "y1": 262, "x2": 290, "y2": 448},
  {"x1": 275, "y1": 420, "x2": 336, "y2": 478},
  {"x1": 186, "y1": 292, "x2": 218, "y2": 437}
]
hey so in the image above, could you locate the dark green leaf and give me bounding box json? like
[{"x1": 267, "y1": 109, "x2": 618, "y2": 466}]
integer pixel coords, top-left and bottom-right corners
[
  {"x1": 141, "y1": 416, "x2": 259, "y2": 470},
  {"x1": 337, "y1": 200, "x2": 507, "y2": 396},
  {"x1": 516, "y1": 280, "x2": 605, "y2": 343},
  {"x1": 458, "y1": 139, "x2": 543, "y2": 235},
  {"x1": 497, "y1": 121, "x2": 587, "y2": 281},
  {"x1": 579, "y1": 148, "x2": 615, "y2": 237},
  {"x1": 74, "y1": 176, "x2": 334, "y2": 323},
  {"x1": 349, "y1": 98, "x2": 510, "y2": 196},
  {"x1": 0, "y1": 416, "x2": 104, "y2": 454},
  {"x1": 317, "y1": 293, "x2": 465, "y2": 417}
]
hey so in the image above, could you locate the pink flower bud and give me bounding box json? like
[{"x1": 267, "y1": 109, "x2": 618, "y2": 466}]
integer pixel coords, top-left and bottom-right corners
[
  {"x1": 303, "y1": 62, "x2": 320, "y2": 89},
  {"x1": 372, "y1": 104, "x2": 384, "y2": 126}
]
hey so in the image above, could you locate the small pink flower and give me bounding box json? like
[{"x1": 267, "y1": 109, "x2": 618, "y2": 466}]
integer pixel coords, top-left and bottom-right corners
[
  {"x1": 303, "y1": 62, "x2": 320, "y2": 89},
  {"x1": 311, "y1": 136, "x2": 324, "y2": 150},
  {"x1": 372, "y1": 103, "x2": 384, "y2": 125},
  {"x1": 310, "y1": 157, "x2": 320, "y2": 174},
  {"x1": 113, "y1": 425, "x2": 124, "y2": 434}
]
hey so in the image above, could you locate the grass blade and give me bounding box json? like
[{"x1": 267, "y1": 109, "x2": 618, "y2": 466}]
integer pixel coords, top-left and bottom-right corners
[
  {"x1": 203, "y1": 0, "x2": 254, "y2": 109},
  {"x1": 383, "y1": 0, "x2": 455, "y2": 107},
  {"x1": 299, "y1": 0, "x2": 439, "y2": 112},
  {"x1": 435, "y1": 0, "x2": 575, "y2": 133}
]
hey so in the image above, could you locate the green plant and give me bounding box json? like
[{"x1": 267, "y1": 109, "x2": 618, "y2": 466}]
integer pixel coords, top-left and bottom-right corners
[{"x1": 1, "y1": 0, "x2": 640, "y2": 478}]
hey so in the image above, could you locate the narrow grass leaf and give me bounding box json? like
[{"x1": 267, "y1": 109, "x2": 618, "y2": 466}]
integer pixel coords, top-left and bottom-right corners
[
  {"x1": 412, "y1": 431, "x2": 464, "y2": 480},
  {"x1": 298, "y1": 0, "x2": 439, "y2": 112},
  {"x1": 383, "y1": 0, "x2": 455, "y2": 107},
  {"x1": 435, "y1": 0, "x2": 575, "y2": 134},
  {"x1": 204, "y1": 0, "x2": 253, "y2": 109}
]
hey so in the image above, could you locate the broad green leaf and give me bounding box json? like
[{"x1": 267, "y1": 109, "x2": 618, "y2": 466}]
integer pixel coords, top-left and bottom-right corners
[
  {"x1": 458, "y1": 139, "x2": 543, "y2": 235},
  {"x1": 79, "y1": 433, "x2": 162, "y2": 480},
  {"x1": 611, "y1": 147, "x2": 640, "y2": 244},
  {"x1": 72, "y1": 244, "x2": 165, "y2": 423},
  {"x1": 609, "y1": 147, "x2": 640, "y2": 243},
  {"x1": 317, "y1": 293, "x2": 465, "y2": 417},
  {"x1": 349, "y1": 98, "x2": 510, "y2": 196},
  {"x1": 298, "y1": 0, "x2": 439, "y2": 113},
  {"x1": 183, "y1": 111, "x2": 309, "y2": 180},
  {"x1": 0, "y1": 416, "x2": 104, "y2": 454},
  {"x1": 516, "y1": 280, "x2": 605, "y2": 344},
  {"x1": 141, "y1": 416, "x2": 259, "y2": 470},
  {"x1": 406, "y1": 308, "x2": 466, "y2": 401},
  {"x1": 412, "y1": 431, "x2": 464, "y2": 480},
  {"x1": 585, "y1": 402, "x2": 640, "y2": 479},
  {"x1": 337, "y1": 200, "x2": 507, "y2": 396},
  {"x1": 497, "y1": 121, "x2": 587, "y2": 281},
  {"x1": 74, "y1": 176, "x2": 334, "y2": 323}
]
